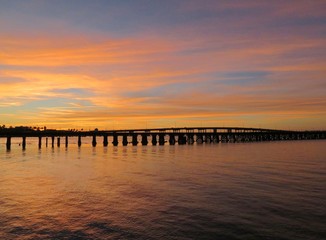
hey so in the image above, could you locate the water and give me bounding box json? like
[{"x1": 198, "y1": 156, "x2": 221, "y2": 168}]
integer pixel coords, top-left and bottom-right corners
[{"x1": 0, "y1": 139, "x2": 325, "y2": 239}]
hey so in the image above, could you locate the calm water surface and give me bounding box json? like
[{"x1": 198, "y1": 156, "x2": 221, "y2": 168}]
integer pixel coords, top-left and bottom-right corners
[{"x1": 0, "y1": 139, "x2": 325, "y2": 239}]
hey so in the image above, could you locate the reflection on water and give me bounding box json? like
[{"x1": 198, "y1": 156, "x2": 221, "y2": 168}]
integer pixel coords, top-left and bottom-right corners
[{"x1": 0, "y1": 140, "x2": 325, "y2": 239}]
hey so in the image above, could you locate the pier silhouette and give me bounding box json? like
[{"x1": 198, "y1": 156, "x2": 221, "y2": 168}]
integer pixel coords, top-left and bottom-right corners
[{"x1": 0, "y1": 127, "x2": 325, "y2": 151}]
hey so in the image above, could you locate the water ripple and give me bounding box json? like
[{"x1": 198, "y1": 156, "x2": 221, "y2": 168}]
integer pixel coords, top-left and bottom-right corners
[{"x1": 0, "y1": 140, "x2": 325, "y2": 239}]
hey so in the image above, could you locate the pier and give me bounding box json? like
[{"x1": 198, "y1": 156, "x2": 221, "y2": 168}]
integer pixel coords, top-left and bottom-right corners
[{"x1": 0, "y1": 127, "x2": 325, "y2": 151}]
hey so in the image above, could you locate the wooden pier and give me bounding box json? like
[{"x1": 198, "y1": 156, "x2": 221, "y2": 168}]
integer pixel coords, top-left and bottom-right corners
[{"x1": 0, "y1": 127, "x2": 325, "y2": 151}]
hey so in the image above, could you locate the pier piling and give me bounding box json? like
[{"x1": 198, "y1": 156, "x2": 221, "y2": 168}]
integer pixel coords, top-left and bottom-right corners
[
  {"x1": 187, "y1": 134, "x2": 194, "y2": 144},
  {"x1": 213, "y1": 135, "x2": 219, "y2": 143},
  {"x1": 6, "y1": 137, "x2": 11, "y2": 151},
  {"x1": 169, "y1": 134, "x2": 175, "y2": 145},
  {"x1": 159, "y1": 134, "x2": 165, "y2": 145},
  {"x1": 132, "y1": 134, "x2": 138, "y2": 146},
  {"x1": 112, "y1": 135, "x2": 118, "y2": 146},
  {"x1": 178, "y1": 134, "x2": 186, "y2": 145},
  {"x1": 92, "y1": 135, "x2": 97, "y2": 147},
  {"x1": 122, "y1": 135, "x2": 128, "y2": 146},
  {"x1": 103, "y1": 135, "x2": 108, "y2": 147},
  {"x1": 78, "y1": 135, "x2": 82, "y2": 147},
  {"x1": 141, "y1": 134, "x2": 148, "y2": 145},
  {"x1": 152, "y1": 134, "x2": 157, "y2": 145},
  {"x1": 196, "y1": 135, "x2": 203, "y2": 144},
  {"x1": 22, "y1": 136, "x2": 26, "y2": 150}
]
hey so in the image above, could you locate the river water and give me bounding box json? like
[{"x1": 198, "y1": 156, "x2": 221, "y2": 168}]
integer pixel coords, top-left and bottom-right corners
[{"x1": 0, "y1": 139, "x2": 325, "y2": 239}]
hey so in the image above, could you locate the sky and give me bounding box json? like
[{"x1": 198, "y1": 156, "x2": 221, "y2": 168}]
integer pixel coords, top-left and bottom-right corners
[{"x1": 0, "y1": 0, "x2": 325, "y2": 130}]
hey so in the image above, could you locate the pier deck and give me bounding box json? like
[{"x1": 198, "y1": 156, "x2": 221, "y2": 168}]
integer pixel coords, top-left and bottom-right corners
[{"x1": 1, "y1": 127, "x2": 325, "y2": 150}]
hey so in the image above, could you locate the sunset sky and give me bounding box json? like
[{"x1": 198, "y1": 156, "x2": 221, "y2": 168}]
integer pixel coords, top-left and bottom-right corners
[{"x1": 1, "y1": 0, "x2": 325, "y2": 130}]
